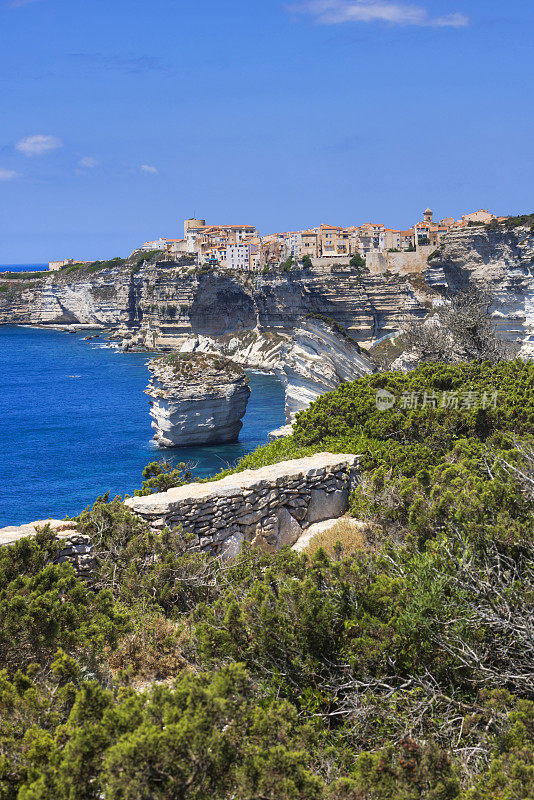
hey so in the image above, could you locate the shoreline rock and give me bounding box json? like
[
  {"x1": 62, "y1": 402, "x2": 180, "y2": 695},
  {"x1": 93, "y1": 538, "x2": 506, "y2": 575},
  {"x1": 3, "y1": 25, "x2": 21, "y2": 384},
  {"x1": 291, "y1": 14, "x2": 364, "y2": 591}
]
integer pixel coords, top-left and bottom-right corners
[
  {"x1": 147, "y1": 352, "x2": 251, "y2": 447},
  {"x1": 279, "y1": 317, "x2": 377, "y2": 423}
]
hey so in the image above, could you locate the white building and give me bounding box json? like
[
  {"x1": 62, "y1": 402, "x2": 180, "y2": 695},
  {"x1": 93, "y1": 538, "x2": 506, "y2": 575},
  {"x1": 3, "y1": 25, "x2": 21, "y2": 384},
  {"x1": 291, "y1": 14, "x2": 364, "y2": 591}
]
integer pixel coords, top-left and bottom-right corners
[
  {"x1": 165, "y1": 239, "x2": 188, "y2": 256},
  {"x1": 49, "y1": 259, "x2": 73, "y2": 271},
  {"x1": 461, "y1": 209, "x2": 497, "y2": 224},
  {"x1": 226, "y1": 242, "x2": 258, "y2": 270},
  {"x1": 140, "y1": 238, "x2": 167, "y2": 251}
]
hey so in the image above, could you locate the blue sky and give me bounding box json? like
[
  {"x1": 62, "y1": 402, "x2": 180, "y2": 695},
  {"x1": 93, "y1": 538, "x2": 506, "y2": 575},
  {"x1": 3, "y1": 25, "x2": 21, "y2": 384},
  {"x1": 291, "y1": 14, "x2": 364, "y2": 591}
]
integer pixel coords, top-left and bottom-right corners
[{"x1": 0, "y1": 0, "x2": 533, "y2": 262}]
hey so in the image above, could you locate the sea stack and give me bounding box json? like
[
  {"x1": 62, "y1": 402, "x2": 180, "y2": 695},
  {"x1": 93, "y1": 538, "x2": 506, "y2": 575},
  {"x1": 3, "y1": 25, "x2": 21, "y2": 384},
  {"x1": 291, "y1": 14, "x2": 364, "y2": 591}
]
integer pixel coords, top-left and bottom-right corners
[{"x1": 147, "y1": 353, "x2": 251, "y2": 447}]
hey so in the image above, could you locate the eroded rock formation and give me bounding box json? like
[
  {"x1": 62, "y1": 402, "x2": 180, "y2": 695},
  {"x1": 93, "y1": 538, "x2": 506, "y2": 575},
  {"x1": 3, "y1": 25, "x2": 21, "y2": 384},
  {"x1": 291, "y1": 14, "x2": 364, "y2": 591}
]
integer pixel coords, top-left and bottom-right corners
[
  {"x1": 426, "y1": 222, "x2": 534, "y2": 345},
  {"x1": 2, "y1": 221, "x2": 533, "y2": 361},
  {"x1": 147, "y1": 353, "x2": 251, "y2": 447},
  {"x1": 279, "y1": 316, "x2": 377, "y2": 422}
]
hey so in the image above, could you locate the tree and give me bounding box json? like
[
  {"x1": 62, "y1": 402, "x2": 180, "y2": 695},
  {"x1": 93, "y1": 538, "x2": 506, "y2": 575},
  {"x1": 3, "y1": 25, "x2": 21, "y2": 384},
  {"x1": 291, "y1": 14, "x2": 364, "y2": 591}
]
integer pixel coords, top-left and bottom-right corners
[
  {"x1": 301, "y1": 254, "x2": 313, "y2": 269},
  {"x1": 402, "y1": 284, "x2": 517, "y2": 364},
  {"x1": 280, "y1": 255, "x2": 294, "y2": 273},
  {"x1": 350, "y1": 253, "x2": 366, "y2": 268}
]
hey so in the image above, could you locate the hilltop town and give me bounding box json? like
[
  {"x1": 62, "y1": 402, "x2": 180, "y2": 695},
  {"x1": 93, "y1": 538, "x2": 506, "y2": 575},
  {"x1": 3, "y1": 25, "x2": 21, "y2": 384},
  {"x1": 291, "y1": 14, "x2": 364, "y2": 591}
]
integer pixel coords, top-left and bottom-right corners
[{"x1": 49, "y1": 207, "x2": 500, "y2": 272}]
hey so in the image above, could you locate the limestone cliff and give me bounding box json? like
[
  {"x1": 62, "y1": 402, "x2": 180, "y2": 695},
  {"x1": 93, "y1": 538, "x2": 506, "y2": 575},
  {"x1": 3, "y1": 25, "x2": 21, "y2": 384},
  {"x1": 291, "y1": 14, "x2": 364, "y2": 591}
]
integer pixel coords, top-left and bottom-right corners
[
  {"x1": 426, "y1": 221, "x2": 534, "y2": 347},
  {"x1": 2, "y1": 221, "x2": 533, "y2": 356},
  {"x1": 279, "y1": 317, "x2": 377, "y2": 422},
  {"x1": 178, "y1": 329, "x2": 289, "y2": 371},
  {"x1": 147, "y1": 353, "x2": 251, "y2": 447},
  {"x1": 0, "y1": 258, "x2": 433, "y2": 348}
]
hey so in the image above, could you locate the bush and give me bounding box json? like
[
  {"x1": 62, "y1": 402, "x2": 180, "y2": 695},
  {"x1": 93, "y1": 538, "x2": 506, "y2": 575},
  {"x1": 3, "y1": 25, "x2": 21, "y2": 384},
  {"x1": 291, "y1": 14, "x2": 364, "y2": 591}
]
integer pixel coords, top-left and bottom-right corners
[
  {"x1": 280, "y1": 254, "x2": 294, "y2": 273},
  {"x1": 350, "y1": 253, "x2": 366, "y2": 268},
  {"x1": 0, "y1": 527, "x2": 126, "y2": 672},
  {"x1": 2, "y1": 359, "x2": 534, "y2": 798}
]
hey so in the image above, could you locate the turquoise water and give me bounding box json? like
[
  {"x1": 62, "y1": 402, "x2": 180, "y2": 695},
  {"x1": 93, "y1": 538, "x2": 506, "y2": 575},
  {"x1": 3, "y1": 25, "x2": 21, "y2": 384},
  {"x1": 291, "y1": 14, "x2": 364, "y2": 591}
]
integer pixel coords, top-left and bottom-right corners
[{"x1": 0, "y1": 326, "x2": 285, "y2": 526}]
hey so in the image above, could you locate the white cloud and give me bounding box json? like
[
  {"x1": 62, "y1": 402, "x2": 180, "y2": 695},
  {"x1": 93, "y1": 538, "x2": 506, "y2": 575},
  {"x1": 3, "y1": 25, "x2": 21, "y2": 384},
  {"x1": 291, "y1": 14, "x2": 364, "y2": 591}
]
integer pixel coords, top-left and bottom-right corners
[
  {"x1": 288, "y1": 0, "x2": 469, "y2": 27},
  {"x1": 140, "y1": 164, "x2": 158, "y2": 174},
  {"x1": 0, "y1": 168, "x2": 18, "y2": 181},
  {"x1": 78, "y1": 156, "x2": 98, "y2": 168},
  {"x1": 16, "y1": 134, "x2": 63, "y2": 156}
]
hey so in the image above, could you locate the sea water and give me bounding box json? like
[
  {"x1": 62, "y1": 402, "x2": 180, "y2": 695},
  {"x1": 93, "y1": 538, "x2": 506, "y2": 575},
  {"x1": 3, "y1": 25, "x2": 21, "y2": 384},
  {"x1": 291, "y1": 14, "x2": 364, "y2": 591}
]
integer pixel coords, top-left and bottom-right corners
[
  {"x1": 0, "y1": 263, "x2": 48, "y2": 272},
  {"x1": 0, "y1": 326, "x2": 285, "y2": 526}
]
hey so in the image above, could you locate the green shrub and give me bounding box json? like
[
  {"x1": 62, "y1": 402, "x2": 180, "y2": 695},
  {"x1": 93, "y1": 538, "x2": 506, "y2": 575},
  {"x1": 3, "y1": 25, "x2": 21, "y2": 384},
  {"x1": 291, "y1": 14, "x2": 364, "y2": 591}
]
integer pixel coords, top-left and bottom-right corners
[{"x1": 350, "y1": 253, "x2": 366, "y2": 268}]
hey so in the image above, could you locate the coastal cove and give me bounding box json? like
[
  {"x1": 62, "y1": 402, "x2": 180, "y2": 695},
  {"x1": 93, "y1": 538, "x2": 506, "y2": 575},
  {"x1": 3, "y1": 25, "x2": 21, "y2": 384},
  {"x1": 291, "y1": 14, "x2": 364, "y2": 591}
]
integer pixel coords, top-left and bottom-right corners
[{"x1": 0, "y1": 325, "x2": 285, "y2": 526}]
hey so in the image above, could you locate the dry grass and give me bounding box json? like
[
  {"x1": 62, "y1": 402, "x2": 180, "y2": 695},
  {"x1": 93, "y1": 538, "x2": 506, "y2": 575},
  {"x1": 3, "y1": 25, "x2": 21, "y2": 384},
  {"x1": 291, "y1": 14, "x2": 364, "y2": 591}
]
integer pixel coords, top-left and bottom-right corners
[
  {"x1": 107, "y1": 615, "x2": 184, "y2": 681},
  {"x1": 303, "y1": 518, "x2": 369, "y2": 558}
]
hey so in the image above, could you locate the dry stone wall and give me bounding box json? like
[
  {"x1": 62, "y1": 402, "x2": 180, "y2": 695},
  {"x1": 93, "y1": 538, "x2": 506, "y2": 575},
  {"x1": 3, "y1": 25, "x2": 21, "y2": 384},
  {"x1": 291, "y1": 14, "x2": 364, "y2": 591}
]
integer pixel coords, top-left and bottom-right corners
[
  {"x1": 125, "y1": 453, "x2": 360, "y2": 557},
  {"x1": 0, "y1": 454, "x2": 360, "y2": 571},
  {"x1": 0, "y1": 520, "x2": 94, "y2": 580}
]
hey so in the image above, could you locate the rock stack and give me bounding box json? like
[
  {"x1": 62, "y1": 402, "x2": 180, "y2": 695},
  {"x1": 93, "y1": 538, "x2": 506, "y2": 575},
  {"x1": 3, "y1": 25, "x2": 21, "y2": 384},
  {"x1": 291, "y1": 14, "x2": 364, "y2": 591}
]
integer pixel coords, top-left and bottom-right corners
[{"x1": 147, "y1": 353, "x2": 251, "y2": 447}]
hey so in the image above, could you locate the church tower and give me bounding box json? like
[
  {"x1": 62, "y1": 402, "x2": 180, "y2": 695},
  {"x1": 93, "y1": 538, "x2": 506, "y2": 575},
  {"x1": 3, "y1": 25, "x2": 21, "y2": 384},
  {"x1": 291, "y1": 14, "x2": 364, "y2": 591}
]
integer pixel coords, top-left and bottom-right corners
[{"x1": 423, "y1": 207, "x2": 433, "y2": 224}]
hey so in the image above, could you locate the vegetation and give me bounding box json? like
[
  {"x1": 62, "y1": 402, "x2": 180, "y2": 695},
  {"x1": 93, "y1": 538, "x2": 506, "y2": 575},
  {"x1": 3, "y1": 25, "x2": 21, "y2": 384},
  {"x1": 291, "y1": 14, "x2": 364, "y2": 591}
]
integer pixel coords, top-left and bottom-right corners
[
  {"x1": 305, "y1": 313, "x2": 360, "y2": 345},
  {"x1": 349, "y1": 252, "x2": 366, "y2": 268},
  {"x1": 84, "y1": 257, "x2": 126, "y2": 273},
  {"x1": 154, "y1": 352, "x2": 245, "y2": 383},
  {"x1": 280, "y1": 254, "x2": 294, "y2": 273},
  {"x1": 401, "y1": 284, "x2": 517, "y2": 365},
  {"x1": 301, "y1": 254, "x2": 313, "y2": 269},
  {"x1": 1, "y1": 360, "x2": 533, "y2": 798},
  {"x1": 0, "y1": 270, "x2": 48, "y2": 280},
  {"x1": 490, "y1": 212, "x2": 534, "y2": 231}
]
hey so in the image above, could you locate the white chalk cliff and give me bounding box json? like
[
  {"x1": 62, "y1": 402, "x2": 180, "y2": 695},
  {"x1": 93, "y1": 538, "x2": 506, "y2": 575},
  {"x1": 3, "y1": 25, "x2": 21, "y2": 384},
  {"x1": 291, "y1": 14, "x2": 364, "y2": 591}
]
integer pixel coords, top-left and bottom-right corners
[
  {"x1": 279, "y1": 317, "x2": 377, "y2": 423},
  {"x1": 147, "y1": 353, "x2": 251, "y2": 447}
]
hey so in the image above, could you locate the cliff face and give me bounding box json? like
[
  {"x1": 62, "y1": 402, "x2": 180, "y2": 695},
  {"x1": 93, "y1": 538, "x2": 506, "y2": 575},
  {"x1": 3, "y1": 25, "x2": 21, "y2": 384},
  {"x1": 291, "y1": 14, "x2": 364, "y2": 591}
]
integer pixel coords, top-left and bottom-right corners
[
  {"x1": 426, "y1": 223, "x2": 534, "y2": 344},
  {"x1": 0, "y1": 270, "x2": 133, "y2": 326},
  {"x1": 0, "y1": 260, "x2": 433, "y2": 346},
  {"x1": 2, "y1": 223, "x2": 533, "y2": 353},
  {"x1": 147, "y1": 353, "x2": 251, "y2": 447},
  {"x1": 279, "y1": 318, "x2": 377, "y2": 422}
]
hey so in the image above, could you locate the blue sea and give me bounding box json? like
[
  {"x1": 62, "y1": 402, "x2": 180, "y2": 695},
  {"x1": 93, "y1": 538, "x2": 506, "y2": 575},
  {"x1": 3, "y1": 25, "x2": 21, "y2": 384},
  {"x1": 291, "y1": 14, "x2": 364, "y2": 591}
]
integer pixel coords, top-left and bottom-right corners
[
  {"x1": 0, "y1": 325, "x2": 285, "y2": 526},
  {"x1": 0, "y1": 263, "x2": 48, "y2": 272}
]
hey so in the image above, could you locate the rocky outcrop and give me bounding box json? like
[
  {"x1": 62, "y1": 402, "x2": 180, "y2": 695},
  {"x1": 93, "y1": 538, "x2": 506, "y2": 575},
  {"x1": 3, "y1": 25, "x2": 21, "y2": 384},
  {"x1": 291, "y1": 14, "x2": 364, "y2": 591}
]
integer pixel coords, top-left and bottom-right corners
[
  {"x1": 178, "y1": 329, "x2": 289, "y2": 371},
  {"x1": 426, "y1": 223, "x2": 534, "y2": 345},
  {"x1": 0, "y1": 260, "x2": 433, "y2": 347},
  {"x1": 125, "y1": 453, "x2": 360, "y2": 557},
  {"x1": 279, "y1": 317, "x2": 377, "y2": 422},
  {"x1": 147, "y1": 353, "x2": 251, "y2": 447},
  {"x1": 3, "y1": 222, "x2": 534, "y2": 355},
  {"x1": 174, "y1": 318, "x2": 377, "y2": 428}
]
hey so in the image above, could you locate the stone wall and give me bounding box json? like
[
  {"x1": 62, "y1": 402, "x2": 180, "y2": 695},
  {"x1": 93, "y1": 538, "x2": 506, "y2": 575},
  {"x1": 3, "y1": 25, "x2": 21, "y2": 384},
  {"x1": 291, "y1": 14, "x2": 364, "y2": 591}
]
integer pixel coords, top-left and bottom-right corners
[
  {"x1": 0, "y1": 519, "x2": 94, "y2": 580},
  {"x1": 0, "y1": 454, "x2": 360, "y2": 569},
  {"x1": 367, "y1": 246, "x2": 434, "y2": 275},
  {"x1": 125, "y1": 453, "x2": 360, "y2": 558}
]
